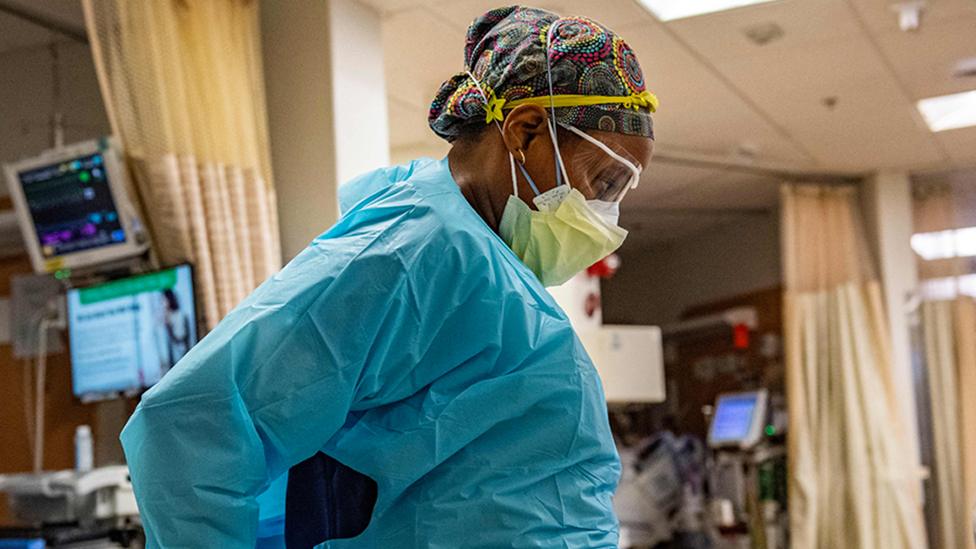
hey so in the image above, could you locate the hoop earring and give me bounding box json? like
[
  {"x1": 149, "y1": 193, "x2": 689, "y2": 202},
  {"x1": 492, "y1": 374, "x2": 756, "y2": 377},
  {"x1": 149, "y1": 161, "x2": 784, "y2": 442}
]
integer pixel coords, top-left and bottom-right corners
[{"x1": 516, "y1": 149, "x2": 526, "y2": 164}]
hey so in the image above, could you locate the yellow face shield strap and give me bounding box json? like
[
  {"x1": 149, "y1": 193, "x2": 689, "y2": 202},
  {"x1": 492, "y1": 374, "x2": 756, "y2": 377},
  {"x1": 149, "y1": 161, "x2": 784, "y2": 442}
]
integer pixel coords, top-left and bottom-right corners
[{"x1": 481, "y1": 90, "x2": 659, "y2": 124}]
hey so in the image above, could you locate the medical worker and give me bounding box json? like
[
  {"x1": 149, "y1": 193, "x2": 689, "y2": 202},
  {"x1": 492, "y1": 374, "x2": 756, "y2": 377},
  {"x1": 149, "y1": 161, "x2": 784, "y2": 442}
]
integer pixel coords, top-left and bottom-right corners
[{"x1": 121, "y1": 6, "x2": 656, "y2": 548}]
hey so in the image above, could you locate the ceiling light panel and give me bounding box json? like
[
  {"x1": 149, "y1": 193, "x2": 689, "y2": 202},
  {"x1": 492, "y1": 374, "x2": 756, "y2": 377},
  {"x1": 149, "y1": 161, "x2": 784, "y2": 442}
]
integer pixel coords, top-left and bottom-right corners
[
  {"x1": 917, "y1": 90, "x2": 976, "y2": 132},
  {"x1": 638, "y1": 0, "x2": 780, "y2": 21},
  {"x1": 911, "y1": 227, "x2": 976, "y2": 260}
]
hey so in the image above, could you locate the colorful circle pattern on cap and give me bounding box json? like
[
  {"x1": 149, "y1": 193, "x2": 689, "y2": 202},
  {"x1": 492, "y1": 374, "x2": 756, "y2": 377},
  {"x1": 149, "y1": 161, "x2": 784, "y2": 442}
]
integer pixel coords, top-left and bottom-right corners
[{"x1": 429, "y1": 6, "x2": 655, "y2": 141}]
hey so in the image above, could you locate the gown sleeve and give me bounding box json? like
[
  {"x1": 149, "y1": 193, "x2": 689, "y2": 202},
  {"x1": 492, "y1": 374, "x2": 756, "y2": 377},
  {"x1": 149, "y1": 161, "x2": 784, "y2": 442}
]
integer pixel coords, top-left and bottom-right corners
[{"x1": 120, "y1": 189, "x2": 511, "y2": 548}]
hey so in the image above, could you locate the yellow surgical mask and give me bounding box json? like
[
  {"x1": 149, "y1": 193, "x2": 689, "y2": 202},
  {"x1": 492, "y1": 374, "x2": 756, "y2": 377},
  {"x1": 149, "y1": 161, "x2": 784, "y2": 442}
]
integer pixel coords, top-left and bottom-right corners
[{"x1": 499, "y1": 183, "x2": 627, "y2": 287}]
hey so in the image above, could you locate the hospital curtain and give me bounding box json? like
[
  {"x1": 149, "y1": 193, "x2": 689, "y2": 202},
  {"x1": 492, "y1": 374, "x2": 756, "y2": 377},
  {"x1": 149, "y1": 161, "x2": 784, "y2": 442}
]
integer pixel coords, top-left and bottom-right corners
[
  {"x1": 81, "y1": 0, "x2": 280, "y2": 329},
  {"x1": 781, "y1": 184, "x2": 927, "y2": 549},
  {"x1": 913, "y1": 183, "x2": 976, "y2": 549}
]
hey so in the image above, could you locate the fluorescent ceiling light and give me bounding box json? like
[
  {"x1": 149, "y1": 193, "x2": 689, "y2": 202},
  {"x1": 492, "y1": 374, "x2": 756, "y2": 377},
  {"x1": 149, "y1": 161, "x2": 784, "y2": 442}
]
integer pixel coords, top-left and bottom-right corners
[
  {"x1": 911, "y1": 227, "x2": 976, "y2": 260},
  {"x1": 920, "y1": 274, "x2": 976, "y2": 300},
  {"x1": 638, "y1": 0, "x2": 779, "y2": 21},
  {"x1": 917, "y1": 90, "x2": 976, "y2": 132}
]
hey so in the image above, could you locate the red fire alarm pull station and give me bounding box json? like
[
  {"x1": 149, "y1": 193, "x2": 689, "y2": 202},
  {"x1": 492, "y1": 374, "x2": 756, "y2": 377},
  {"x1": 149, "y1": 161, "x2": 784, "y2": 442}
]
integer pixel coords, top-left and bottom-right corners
[
  {"x1": 587, "y1": 254, "x2": 621, "y2": 278},
  {"x1": 733, "y1": 323, "x2": 750, "y2": 350}
]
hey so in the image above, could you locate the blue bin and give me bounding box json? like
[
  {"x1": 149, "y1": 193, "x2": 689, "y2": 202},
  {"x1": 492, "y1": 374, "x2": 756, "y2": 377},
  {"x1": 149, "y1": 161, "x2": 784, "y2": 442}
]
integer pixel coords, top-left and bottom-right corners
[{"x1": 0, "y1": 540, "x2": 45, "y2": 549}]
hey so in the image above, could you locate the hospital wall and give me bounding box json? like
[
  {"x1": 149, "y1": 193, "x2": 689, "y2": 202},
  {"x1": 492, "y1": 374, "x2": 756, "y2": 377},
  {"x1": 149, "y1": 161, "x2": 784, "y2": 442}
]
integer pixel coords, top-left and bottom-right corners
[
  {"x1": 0, "y1": 39, "x2": 111, "y2": 493},
  {"x1": 0, "y1": 40, "x2": 110, "y2": 175},
  {"x1": 261, "y1": 0, "x2": 389, "y2": 261},
  {"x1": 0, "y1": 255, "x2": 98, "y2": 522},
  {"x1": 602, "y1": 212, "x2": 782, "y2": 325}
]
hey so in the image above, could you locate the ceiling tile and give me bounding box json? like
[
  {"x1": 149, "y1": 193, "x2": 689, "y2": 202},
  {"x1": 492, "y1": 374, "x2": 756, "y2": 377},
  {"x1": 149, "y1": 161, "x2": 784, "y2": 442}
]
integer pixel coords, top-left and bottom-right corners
[
  {"x1": 619, "y1": 20, "x2": 814, "y2": 164},
  {"x1": 870, "y1": 17, "x2": 976, "y2": 99},
  {"x1": 378, "y1": 0, "x2": 973, "y2": 245},
  {"x1": 559, "y1": 0, "x2": 656, "y2": 30},
  {"x1": 667, "y1": 0, "x2": 861, "y2": 64},
  {"x1": 712, "y1": 27, "x2": 889, "y2": 96},
  {"x1": 847, "y1": 0, "x2": 976, "y2": 34},
  {"x1": 360, "y1": 0, "x2": 431, "y2": 17},
  {"x1": 432, "y1": 1, "x2": 569, "y2": 32},
  {"x1": 933, "y1": 127, "x2": 976, "y2": 167},
  {"x1": 382, "y1": 7, "x2": 466, "y2": 109},
  {"x1": 430, "y1": 0, "x2": 654, "y2": 34},
  {"x1": 713, "y1": 33, "x2": 946, "y2": 169}
]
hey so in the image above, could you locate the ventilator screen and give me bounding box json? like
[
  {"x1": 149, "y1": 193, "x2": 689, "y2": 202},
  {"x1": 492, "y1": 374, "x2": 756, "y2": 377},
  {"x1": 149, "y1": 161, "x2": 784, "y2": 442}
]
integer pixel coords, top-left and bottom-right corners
[{"x1": 709, "y1": 393, "x2": 761, "y2": 446}]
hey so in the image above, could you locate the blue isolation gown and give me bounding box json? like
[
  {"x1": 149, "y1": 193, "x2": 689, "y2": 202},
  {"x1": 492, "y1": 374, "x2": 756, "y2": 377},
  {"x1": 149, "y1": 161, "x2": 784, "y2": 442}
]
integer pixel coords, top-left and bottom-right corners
[{"x1": 120, "y1": 157, "x2": 621, "y2": 548}]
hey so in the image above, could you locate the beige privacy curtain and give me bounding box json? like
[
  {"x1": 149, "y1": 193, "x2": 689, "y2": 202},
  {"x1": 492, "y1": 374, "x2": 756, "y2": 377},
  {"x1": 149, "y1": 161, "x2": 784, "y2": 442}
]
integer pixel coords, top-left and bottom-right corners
[
  {"x1": 782, "y1": 185, "x2": 927, "y2": 549},
  {"x1": 920, "y1": 300, "x2": 976, "y2": 549},
  {"x1": 914, "y1": 183, "x2": 976, "y2": 549},
  {"x1": 82, "y1": 0, "x2": 281, "y2": 329}
]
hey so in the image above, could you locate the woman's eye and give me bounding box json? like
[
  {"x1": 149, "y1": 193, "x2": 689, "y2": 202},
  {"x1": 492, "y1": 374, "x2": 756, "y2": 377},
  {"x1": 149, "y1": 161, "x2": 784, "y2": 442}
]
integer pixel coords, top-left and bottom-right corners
[
  {"x1": 590, "y1": 173, "x2": 611, "y2": 193},
  {"x1": 593, "y1": 167, "x2": 624, "y2": 190}
]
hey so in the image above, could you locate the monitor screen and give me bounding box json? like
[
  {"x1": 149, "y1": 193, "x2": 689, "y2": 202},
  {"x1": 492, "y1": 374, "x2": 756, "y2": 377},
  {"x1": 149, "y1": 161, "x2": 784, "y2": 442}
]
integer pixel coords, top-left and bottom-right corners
[
  {"x1": 16, "y1": 151, "x2": 127, "y2": 259},
  {"x1": 67, "y1": 265, "x2": 197, "y2": 399},
  {"x1": 709, "y1": 393, "x2": 760, "y2": 445}
]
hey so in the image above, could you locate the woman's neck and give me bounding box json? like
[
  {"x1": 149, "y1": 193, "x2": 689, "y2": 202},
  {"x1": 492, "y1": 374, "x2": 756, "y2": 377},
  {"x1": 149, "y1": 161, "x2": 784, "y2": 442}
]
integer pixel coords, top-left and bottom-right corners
[{"x1": 447, "y1": 142, "x2": 505, "y2": 233}]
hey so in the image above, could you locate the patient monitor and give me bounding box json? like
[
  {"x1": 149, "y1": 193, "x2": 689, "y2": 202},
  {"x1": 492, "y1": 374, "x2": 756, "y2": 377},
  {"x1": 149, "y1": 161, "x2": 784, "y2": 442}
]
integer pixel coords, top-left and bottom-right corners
[{"x1": 3, "y1": 137, "x2": 147, "y2": 273}]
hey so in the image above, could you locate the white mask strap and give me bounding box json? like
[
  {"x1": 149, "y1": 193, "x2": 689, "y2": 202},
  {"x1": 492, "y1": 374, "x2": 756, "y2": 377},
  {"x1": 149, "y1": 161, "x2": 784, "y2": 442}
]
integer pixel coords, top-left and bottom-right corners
[
  {"x1": 509, "y1": 153, "x2": 518, "y2": 197},
  {"x1": 546, "y1": 121, "x2": 573, "y2": 189},
  {"x1": 468, "y1": 70, "x2": 521, "y2": 198},
  {"x1": 544, "y1": 23, "x2": 564, "y2": 188},
  {"x1": 466, "y1": 70, "x2": 504, "y2": 135}
]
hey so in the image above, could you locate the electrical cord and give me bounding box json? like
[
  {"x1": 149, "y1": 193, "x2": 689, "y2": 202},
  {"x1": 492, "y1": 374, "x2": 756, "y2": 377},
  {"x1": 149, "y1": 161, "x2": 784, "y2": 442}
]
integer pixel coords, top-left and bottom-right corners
[
  {"x1": 21, "y1": 306, "x2": 46, "y2": 467},
  {"x1": 33, "y1": 318, "x2": 50, "y2": 473},
  {"x1": 22, "y1": 357, "x2": 33, "y2": 458},
  {"x1": 30, "y1": 297, "x2": 66, "y2": 473}
]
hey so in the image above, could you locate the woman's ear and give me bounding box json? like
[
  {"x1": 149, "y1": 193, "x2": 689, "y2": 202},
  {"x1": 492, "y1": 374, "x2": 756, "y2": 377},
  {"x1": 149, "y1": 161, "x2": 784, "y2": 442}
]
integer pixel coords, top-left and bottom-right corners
[{"x1": 500, "y1": 104, "x2": 550, "y2": 157}]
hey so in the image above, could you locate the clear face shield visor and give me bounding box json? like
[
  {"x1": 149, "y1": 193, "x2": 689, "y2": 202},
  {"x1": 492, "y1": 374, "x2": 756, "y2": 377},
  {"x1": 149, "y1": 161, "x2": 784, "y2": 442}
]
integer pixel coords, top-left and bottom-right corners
[{"x1": 562, "y1": 123, "x2": 643, "y2": 204}]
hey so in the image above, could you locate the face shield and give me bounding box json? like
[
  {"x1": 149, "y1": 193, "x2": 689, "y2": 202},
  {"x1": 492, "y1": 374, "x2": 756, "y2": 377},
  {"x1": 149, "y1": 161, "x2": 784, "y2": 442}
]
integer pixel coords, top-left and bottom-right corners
[{"x1": 563, "y1": 124, "x2": 643, "y2": 203}]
